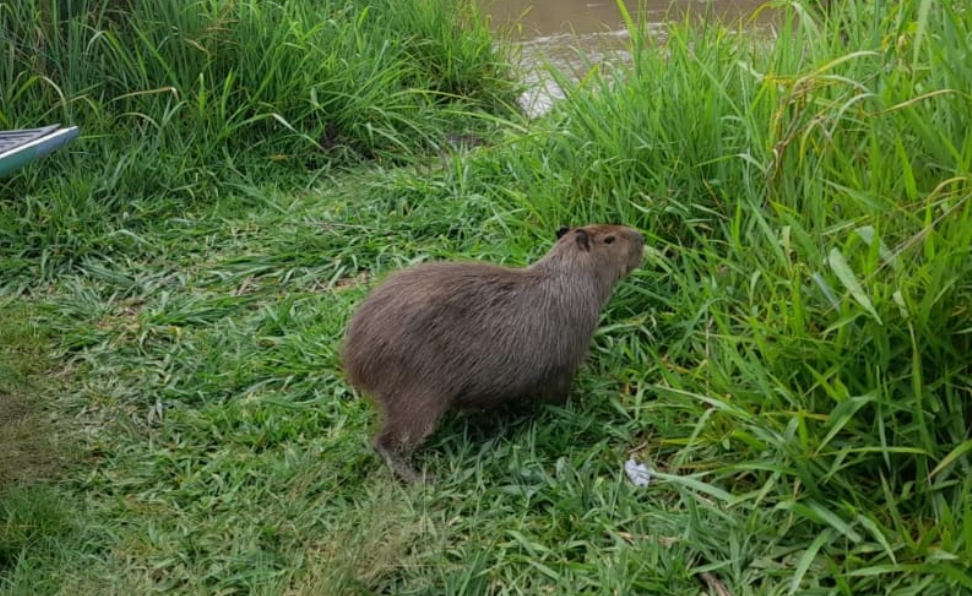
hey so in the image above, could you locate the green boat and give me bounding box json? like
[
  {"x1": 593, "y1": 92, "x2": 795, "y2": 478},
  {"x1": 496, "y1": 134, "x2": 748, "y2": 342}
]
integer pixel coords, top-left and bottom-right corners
[{"x1": 0, "y1": 125, "x2": 79, "y2": 178}]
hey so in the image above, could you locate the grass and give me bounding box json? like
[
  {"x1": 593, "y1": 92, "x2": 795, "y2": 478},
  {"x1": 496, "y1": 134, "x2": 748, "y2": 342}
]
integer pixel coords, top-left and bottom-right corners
[
  {"x1": 2, "y1": 0, "x2": 971, "y2": 594},
  {"x1": 0, "y1": 303, "x2": 78, "y2": 596},
  {"x1": 0, "y1": 0, "x2": 517, "y2": 281}
]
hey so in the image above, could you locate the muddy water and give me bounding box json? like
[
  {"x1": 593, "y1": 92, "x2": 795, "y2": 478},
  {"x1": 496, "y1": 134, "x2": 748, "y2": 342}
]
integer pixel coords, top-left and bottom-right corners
[
  {"x1": 488, "y1": 0, "x2": 774, "y2": 116},
  {"x1": 491, "y1": 0, "x2": 772, "y2": 38}
]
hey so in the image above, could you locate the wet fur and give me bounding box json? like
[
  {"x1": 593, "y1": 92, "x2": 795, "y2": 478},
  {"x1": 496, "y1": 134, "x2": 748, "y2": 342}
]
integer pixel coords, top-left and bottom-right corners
[{"x1": 342, "y1": 224, "x2": 644, "y2": 483}]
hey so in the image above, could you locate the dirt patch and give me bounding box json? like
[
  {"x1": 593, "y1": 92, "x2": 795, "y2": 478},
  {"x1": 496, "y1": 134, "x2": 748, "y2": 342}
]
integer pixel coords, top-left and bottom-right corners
[
  {"x1": 0, "y1": 301, "x2": 64, "y2": 486},
  {"x1": 0, "y1": 392, "x2": 62, "y2": 486},
  {"x1": 285, "y1": 492, "x2": 430, "y2": 596},
  {"x1": 332, "y1": 271, "x2": 370, "y2": 292}
]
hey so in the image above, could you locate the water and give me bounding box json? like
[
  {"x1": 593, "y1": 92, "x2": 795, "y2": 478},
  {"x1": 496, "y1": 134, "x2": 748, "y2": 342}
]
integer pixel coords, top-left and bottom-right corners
[
  {"x1": 487, "y1": 0, "x2": 775, "y2": 116},
  {"x1": 491, "y1": 0, "x2": 772, "y2": 38}
]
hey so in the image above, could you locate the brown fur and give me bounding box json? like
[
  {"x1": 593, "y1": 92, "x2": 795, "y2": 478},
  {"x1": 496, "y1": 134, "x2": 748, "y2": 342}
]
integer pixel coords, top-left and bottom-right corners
[{"x1": 341, "y1": 224, "x2": 645, "y2": 483}]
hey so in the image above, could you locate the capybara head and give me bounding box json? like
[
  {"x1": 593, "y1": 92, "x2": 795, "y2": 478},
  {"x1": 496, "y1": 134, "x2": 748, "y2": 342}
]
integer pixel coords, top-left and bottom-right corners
[{"x1": 549, "y1": 224, "x2": 645, "y2": 296}]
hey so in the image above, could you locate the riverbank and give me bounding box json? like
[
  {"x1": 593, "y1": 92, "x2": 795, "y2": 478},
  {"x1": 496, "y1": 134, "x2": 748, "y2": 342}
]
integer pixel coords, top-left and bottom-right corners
[
  {"x1": 2, "y1": 1, "x2": 970, "y2": 594},
  {"x1": 0, "y1": 0, "x2": 518, "y2": 281}
]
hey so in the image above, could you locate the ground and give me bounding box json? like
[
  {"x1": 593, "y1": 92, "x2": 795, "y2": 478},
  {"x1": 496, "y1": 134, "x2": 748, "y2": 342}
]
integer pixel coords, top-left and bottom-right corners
[{"x1": 2, "y1": 0, "x2": 971, "y2": 594}]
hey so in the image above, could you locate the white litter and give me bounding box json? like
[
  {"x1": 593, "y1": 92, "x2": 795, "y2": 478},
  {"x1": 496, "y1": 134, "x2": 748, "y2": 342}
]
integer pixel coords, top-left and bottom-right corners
[{"x1": 624, "y1": 458, "x2": 653, "y2": 487}]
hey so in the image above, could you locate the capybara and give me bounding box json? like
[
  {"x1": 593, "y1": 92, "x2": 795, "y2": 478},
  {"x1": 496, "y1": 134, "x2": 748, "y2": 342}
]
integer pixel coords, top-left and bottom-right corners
[{"x1": 342, "y1": 224, "x2": 645, "y2": 482}]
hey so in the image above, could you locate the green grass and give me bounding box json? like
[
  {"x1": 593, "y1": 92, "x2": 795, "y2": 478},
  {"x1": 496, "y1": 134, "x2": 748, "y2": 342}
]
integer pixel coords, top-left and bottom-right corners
[
  {"x1": 0, "y1": 0, "x2": 518, "y2": 280},
  {"x1": 2, "y1": 0, "x2": 972, "y2": 594},
  {"x1": 0, "y1": 303, "x2": 80, "y2": 596}
]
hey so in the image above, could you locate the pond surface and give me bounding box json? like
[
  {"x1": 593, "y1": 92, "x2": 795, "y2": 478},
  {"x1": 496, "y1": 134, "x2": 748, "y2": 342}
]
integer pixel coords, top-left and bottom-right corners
[{"x1": 487, "y1": 0, "x2": 775, "y2": 116}]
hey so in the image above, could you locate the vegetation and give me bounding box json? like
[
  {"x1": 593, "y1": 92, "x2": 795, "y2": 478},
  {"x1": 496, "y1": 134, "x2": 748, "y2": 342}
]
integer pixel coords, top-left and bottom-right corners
[
  {"x1": 2, "y1": 0, "x2": 970, "y2": 594},
  {"x1": 0, "y1": 0, "x2": 516, "y2": 279}
]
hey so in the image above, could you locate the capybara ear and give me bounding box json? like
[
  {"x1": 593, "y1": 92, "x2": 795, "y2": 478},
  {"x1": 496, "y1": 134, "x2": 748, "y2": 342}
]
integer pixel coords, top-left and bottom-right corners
[
  {"x1": 574, "y1": 228, "x2": 590, "y2": 251},
  {"x1": 556, "y1": 226, "x2": 570, "y2": 239}
]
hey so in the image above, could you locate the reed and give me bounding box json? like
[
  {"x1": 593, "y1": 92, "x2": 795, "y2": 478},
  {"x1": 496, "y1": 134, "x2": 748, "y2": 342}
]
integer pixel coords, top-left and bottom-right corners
[{"x1": 0, "y1": 0, "x2": 516, "y2": 276}]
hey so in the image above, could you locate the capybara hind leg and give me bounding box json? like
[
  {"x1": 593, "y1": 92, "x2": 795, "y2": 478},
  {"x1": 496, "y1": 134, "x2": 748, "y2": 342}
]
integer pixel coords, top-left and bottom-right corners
[
  {"x1": 373, "y1": 434, "x2": 426, "y2": 484},
  {"x1": 373, "y1": 397, "x2": 448, "y2": 484}
]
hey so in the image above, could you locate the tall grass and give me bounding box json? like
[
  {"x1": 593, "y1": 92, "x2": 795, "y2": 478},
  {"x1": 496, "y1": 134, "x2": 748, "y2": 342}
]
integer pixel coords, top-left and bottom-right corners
[
  {"x1": 368, "y1": 0, "x2": 972, "y2": 590},
  {"x1": 0, "y1": 0, "x2": 516, "y2": 279}
]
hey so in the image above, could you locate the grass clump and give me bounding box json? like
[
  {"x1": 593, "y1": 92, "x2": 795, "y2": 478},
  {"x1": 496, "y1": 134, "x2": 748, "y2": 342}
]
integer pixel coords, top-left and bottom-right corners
[
  {"x1": 1, "y1": 0, "x2": 971, "y2": 594},
  {"x1": 0, "y1": 0, "x2": 517, "y2": 280}
]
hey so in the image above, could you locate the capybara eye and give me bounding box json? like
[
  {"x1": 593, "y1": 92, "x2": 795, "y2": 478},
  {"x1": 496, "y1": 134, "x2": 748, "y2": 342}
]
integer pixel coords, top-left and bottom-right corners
[{"x1": 605, "y1": 236, "x2": 616, "y2": 244}]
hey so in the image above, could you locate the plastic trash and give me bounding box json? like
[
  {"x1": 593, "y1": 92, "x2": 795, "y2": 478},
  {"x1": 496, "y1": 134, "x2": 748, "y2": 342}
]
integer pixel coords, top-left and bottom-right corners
[{"x1": 624, "y1": 458, "x2": 653, "y2": 487}]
